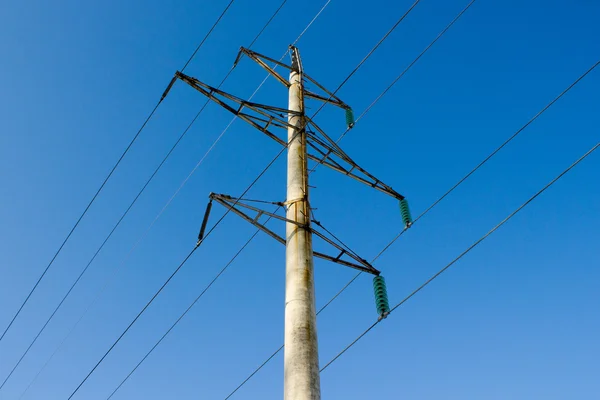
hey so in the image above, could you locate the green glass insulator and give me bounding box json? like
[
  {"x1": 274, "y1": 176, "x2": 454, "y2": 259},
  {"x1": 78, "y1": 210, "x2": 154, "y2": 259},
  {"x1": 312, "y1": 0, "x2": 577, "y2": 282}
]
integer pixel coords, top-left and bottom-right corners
[
  {"x1": 373, "y1": 276, "x2": 390, "y2": 317},
  {"x1": 345, "y1": 108, "x2": 355, "y2": 128},
  {"x1": 399, "y1": 198, "x2": 413, "y2": 228}
]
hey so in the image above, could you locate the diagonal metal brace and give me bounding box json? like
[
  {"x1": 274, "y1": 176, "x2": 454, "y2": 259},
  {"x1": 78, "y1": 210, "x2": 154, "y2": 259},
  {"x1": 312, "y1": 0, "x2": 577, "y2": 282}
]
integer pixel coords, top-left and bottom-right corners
[
  {"x1": 176, "y1": 71, "x2": 299, "y2": 147},
  {"x1": 209, "y1": 193, "x2": 380, "y2": 275},
  {"x1": 305, "y1": 118, "x2": 405, "y2": 201}
]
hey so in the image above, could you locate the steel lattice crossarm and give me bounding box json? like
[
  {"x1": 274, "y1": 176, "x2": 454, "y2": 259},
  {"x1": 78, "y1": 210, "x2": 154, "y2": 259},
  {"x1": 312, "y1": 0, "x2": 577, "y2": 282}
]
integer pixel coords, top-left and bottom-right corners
[
  {"x1": 174, "y1": 71, "x2": 406, "y2": 203},
  {"x1": 199, "y1": 193, "x2": 380, "y2": 275}
]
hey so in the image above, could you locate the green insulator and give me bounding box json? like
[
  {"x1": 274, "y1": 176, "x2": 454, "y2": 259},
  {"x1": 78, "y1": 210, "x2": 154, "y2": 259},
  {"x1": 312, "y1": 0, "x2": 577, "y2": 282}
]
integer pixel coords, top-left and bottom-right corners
[
  {"x1": 345, "y1": 107, "x2": 355, "y2": 128},
  {"x1": 399, "y1": 198, "x2": 413, "y2": 228},
  {"x1": 373, "y1": 276, "x2": 390, "y2": 318}
]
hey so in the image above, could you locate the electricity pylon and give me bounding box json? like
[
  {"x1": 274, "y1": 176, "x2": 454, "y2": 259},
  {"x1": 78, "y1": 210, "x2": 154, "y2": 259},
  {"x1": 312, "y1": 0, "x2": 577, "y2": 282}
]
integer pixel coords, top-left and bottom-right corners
[{"x1": 176, "y1": 46, "x2": 412, "y2": 400}]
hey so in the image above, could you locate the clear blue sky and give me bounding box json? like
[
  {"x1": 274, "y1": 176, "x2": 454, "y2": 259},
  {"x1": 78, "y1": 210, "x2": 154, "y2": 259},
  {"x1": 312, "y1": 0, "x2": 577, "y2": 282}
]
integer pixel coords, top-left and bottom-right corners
[{"x1": 1, "y1": 0, "x2": 599, "y2": 399}]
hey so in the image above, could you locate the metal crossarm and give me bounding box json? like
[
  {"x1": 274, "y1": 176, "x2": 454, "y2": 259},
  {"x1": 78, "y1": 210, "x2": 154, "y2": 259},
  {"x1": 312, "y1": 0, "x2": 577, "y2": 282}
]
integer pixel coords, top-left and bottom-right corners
[
  {"x1": 176, "y1": 70, "x2": 405, "y2": 202},
  {"x1": 236, "y1": 46, "x2": 351, "y2": 110},
  {"x1": 208, "y1": 193, "x2": 380, "y2": 275}
]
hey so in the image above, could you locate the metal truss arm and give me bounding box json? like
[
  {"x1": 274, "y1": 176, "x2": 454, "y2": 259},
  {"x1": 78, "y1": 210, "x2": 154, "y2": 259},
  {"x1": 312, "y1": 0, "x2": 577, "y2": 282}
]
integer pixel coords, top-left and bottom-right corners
[
  {"x1": 176, "y1": 71, "x2": 405, "y2": 202},
  {"x1": 208, "y1": 193, "x2": 380, "y2": 275}
]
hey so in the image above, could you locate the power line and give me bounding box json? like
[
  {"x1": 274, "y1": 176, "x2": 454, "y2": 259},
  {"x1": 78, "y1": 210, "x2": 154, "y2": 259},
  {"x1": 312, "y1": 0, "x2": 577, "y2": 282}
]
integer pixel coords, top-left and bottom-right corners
[
  {"x1": 313, "y1": 57, "x2": 600, "y2": 376},
  {"x1": 66, "y1": 132, "x2": 292, "y2": 399},
  {"x1": 320, "y1": 139, "x2": 600, "y2": 372},
  {"x1": 105, "y1": 210, "x2": 278, "y2": 399},
  {"x1": 309, "y1": 0, "x2": 478, "y2": 175},
  {"x1": 354, "y1": 57, "x2": 600, "y2": 264},
  {"x1": 11, "y1": 2, "x2": 293, "y2": 397},
  {"x1": 312, "y1": 57, "x2": 600, "y2": 315},
  {"x1": 0, "y1": 0, "x2": 238, "y2": 347},
  {"x1": 224, "y1": 344, "x2": 285, "y2": 400},
  {"x1": 0, "y1": 101, "x2": 159, "y2": 344},
  {"x1": 342, "y1": 0, "x2": 477, "y2": 140},
  {"x1": 310, "y1": 0, "x2": 422, "y2": 120},
  {"x1": 293, "y1": 0, "x2": 331, "y2": 45},
  {"x1": 180, "y1": 0, "x2": 237, "y2": 72}
]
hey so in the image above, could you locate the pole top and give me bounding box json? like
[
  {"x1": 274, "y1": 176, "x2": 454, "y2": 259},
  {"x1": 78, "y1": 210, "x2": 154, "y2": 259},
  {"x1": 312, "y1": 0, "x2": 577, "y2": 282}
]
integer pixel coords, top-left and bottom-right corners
[{"x1": 289, "y1": 45, "x2": 303, "y2": 74}]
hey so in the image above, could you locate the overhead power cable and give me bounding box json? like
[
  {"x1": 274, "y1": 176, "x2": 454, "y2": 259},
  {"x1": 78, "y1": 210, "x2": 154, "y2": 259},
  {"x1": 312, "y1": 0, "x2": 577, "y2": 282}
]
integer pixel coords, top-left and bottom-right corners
[
  {"x1": 310, "y1": 60, "x2": 600, "y2": 317},
  {"x1": 105, "y1": 210, "x2": 278, "y2": 399},
  {"x1": 0, "y1": 0, "x2": 239, "y2": 346},
  {"x1": 310, "y1": 0, "x2": 422, "y2": 120},
  {"x1": 12, "y1": 2, "x2": 293, "y2": 398},
  {"x1": 0, "y1": 99, "x2": 161, "y2": 345},
  {"x1": 314, "y1": 0, "x2": 478, "y2": 155},
  {"x1": 320, "y1": 139, "x2": 600, "y2": 372},
  {"x1": 181, "y1": 0, "x2": 237, "y2": 72},
  {"x1": 65, "y1": 130, "x2": 293, "y2": 399},
  {"x1": 295, "y1": 0, "x2": 332, "y2": 42},
  {"x1": 358, "y1": 57, "x2": 600, "y2": 264}
]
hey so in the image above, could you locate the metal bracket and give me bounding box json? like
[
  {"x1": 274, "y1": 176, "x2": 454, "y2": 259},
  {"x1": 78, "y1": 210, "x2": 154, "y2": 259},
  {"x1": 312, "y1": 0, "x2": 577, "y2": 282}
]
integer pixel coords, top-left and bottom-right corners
[{"x1": 208, "y1": 193, "x2": 380, "y2": 275}]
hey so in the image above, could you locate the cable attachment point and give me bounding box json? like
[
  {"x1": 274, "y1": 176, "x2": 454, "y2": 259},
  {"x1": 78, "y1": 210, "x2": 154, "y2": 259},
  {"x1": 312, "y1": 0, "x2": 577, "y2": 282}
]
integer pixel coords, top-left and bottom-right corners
[
  {"x1": 197, "y1": 198, "x2": 214, "y2": 246},
  {"x1": 373, "y1": 275, "x2": 390, "y2": 320},
  {"x1": 399, "y1": 198, "x2": 413, "y2": 229}
]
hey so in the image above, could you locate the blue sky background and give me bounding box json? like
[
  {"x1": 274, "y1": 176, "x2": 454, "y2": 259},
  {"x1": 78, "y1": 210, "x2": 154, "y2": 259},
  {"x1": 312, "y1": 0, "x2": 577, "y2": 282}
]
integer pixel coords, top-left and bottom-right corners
[{"x1": 1, "y1": 0, "x2": 599, "y2": 399}]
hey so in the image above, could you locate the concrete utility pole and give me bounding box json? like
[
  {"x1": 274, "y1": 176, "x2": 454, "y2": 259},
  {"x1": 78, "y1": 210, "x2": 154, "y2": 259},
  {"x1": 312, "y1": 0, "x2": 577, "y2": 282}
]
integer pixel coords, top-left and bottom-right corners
[
  {"x1": 284, "y1": 48, "x2": 320, "y2": 400},
  {"x1": 176, "y1": 45, "x2": 409, "y2": 400}
]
